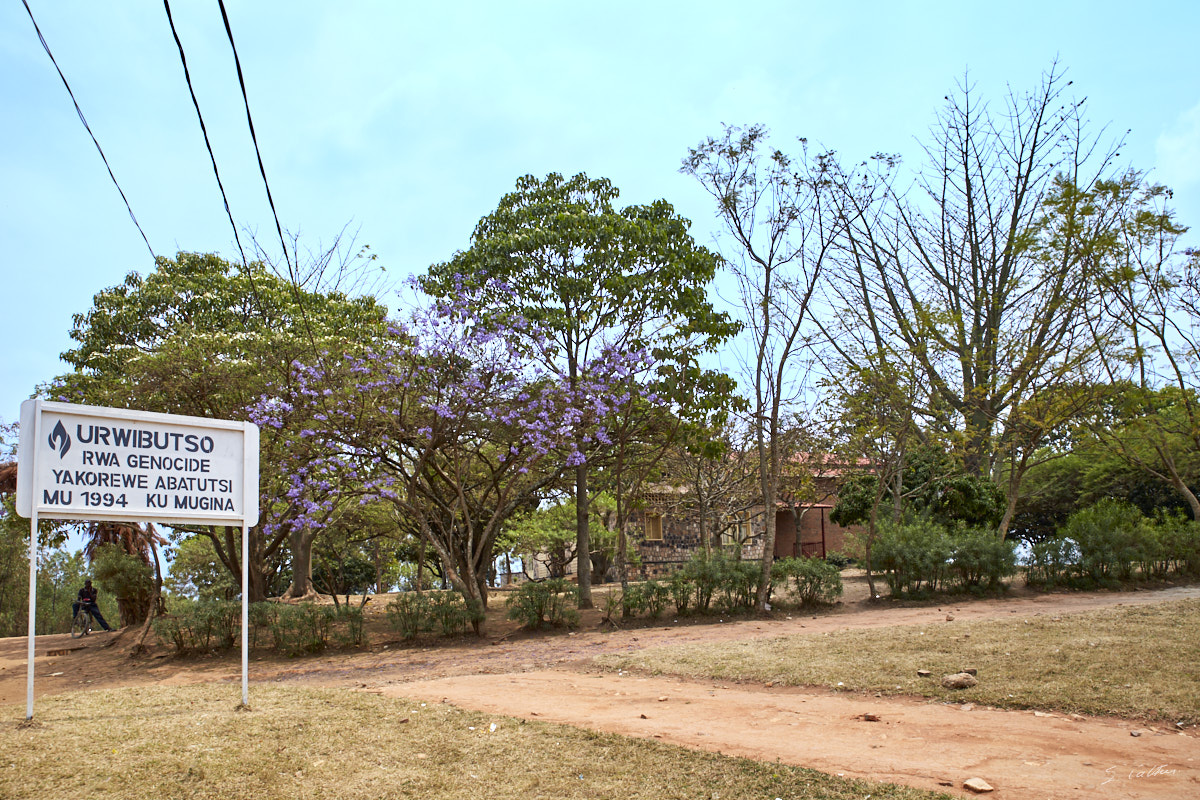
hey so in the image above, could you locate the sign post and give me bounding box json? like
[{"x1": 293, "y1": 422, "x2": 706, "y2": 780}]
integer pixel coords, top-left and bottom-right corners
[{"x1": 16, "y1": 399, "x2": 258, "y2": 718}]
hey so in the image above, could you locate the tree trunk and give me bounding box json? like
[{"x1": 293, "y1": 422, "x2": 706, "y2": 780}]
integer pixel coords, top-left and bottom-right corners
[
  {"x1": 864, "y1": 508, "x2": 879, "y2": 600},
  {"x1": 575, "y1": 460, "x2": 593, "y2": 608},
  {"x1": 1164, "y1": 463, "x2": 1200, "y2": 521},
  {"x1": 755, "y1": 417, "x2": 778, "y2": 611},
  {"x1": 963, "y1": 408, "x2": 994, "y2": 477},
  {"x1": 997, "y1": 449, "x2": 1031, "y2": 539},
  {"x1": 209, "y1": 525, "x2": 269, "y2": 603},
  {"x1": 998, "y1": 491, "x2": 1020, "y2": 540},
  {"x1": 416, "y1": 535, "x2": 426, "y2": 594},
  {"x1": 130, "y1": 542, "x2": 164, "y2": 656},
  {"x1": 286, "y1": 527, "x2": 320, "y2": 599},
  {"x1": 116, "y1": 596, "x2": 147, "y2": 628},
  {"x1": 756, "y1": 440, "x2": 778, "y2": 611},
  {"x1": 374, "y1": 539, "x2": 384, "y2": 594}
]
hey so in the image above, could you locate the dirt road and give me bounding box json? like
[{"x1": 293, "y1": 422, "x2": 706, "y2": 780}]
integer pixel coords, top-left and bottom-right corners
[{"x1": 396, "y1": 671, "x2": 1197, "y2": 800}]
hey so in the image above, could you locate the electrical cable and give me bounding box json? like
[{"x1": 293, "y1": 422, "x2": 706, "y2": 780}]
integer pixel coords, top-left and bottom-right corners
[
  {"x1": 162, "y1": 0, "x2": 250, "y2": 268},
  {"x1": 212, "y1": 0, "x2": 327, "y2": 374},
  {"x1": 216, "y1": 0, "x2": 294, "y2": 277},
  {"x1": 19, "y1": 0, "x2": 156, "y2": 261}
]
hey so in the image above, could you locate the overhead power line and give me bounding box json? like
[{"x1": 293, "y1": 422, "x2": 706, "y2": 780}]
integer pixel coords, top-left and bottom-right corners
[
  {"x1": 162, "y1": 0, "x2": 249, "y2": 268},
  {"x1": 216, "y1": 0, "x2": 294, "y2": 278},
  {"x1": 20, "y1": 0, "x2": 156, "y2": 261}
]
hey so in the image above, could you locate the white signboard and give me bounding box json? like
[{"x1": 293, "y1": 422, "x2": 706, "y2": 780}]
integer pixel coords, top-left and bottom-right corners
[{"x1": 17, "y1": 399, "x2": 259, "y2": 526}]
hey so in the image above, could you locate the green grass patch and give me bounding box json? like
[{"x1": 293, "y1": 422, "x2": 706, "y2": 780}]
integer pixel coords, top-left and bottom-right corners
[
  {"x1": 2, "y1": 684, "x2": 951, "y2": 800},
  {"x1": 598, "y1": 598, "x2": 1200, "y2": 724}
]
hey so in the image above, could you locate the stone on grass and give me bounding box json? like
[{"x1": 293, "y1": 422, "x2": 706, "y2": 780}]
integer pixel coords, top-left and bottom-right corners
[{"x1": 942, "y1": 672, "x2": 978, "y2": 690}]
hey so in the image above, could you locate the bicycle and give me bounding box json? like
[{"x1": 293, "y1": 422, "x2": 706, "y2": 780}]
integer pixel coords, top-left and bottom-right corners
[{"x1": 71, "y1": 605, "x2": 95, "y2": 638}]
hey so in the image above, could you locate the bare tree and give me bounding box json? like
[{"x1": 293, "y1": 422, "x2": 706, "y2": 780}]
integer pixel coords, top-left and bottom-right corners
[
  {"x1": 664, "y1": 418, "x2": 758, "y2": 554},
  {"x1": 826, "y1": 65, "x2": 1129, "y2": 535},
  {"x1": 683, "y1": 125, "x2": 842, "y2": 610}
]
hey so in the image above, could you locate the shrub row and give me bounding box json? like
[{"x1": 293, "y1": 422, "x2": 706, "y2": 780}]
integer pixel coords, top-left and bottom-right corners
[
  {"x1": 872, "y1": 521, "x2": 1017, "y2": 597},
  {"x1": 153, "y1": 600, "x2": 366, "y2": 656},
  {"x1": 1028, "y1": 500, "x2": 1200, "y2": 589},
  {"x1": 620, "y1": 552, "x2": 765, "y2": 620},
  {"x1": 504, "y1": 552, "x2": 846, "y2": 630}
]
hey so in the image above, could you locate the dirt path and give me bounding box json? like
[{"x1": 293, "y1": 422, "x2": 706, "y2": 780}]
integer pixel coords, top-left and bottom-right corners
[
  {"x1": 4, "y1": 584, "x2": 1199, "y2": 799},
  {"x1": 394, "y1": 671, "x2": 1197, "y2": 800}
]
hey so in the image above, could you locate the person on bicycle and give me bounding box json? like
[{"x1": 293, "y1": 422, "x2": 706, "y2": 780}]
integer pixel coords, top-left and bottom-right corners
[{"x1": 72, "y1": 579, "x2": 113, "y2": 631}]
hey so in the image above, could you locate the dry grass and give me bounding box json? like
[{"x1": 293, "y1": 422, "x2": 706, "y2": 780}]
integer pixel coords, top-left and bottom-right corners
[
  {"x1": 599, "y1": 598, "x2": 1200, "y2": 724},
  {"x1": 2, "y1": 684, "x2": 951, "y2": 800}
]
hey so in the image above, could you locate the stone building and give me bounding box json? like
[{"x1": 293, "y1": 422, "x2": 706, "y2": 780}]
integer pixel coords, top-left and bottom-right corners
[{"x1": 631, "y1": 458, "x2": 866, "y2": 579}]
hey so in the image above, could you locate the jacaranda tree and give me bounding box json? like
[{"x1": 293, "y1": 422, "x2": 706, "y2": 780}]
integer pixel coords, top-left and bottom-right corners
[
  {"x1": 258, "y1": 282, "x2": 656, "y2": 629},
  {"x1": 421, "y1": 173, "x2": 738, "y2": 607}
]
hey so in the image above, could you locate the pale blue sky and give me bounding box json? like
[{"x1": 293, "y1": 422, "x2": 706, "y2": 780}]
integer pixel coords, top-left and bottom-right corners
[{"x1": 3, "y1": 1, "x2": 1199, "y2": 426}]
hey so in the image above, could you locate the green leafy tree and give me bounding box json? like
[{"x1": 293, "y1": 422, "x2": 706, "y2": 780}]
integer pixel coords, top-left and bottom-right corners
[
  {"x1": 54, "y1": 251, "x2": 388, "y2": 602},
  {"x1": 165, "y1": 535, "x2": 238, "y2": 601},
  {"x1": 826, "y1": 358, "x2": 928, "y2": 597},
  {"x1": 91, "y1": 543, "x2": 153, "y2": 627},
  {"x1": 0, "y1": 423, "x2": 72, "y2": 636},
  {"x1": 1095, "y1": 184, "x2": 1200, "y2": 518},
  {"x1": 310, "y1": 499, "x2": 397, "y2": 606},
  {"x1": 422, "y1": 173, "x2": 737, "y2": 607},
  {"x1": 505, "y1": 501, "x2": 582, "y2": 580},
  {"x1": 36, "y1": 549, "x2": 94, "y2": 635}
]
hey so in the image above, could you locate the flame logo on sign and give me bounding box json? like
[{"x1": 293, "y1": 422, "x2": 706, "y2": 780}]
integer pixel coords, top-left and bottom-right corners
[{"x1": 48, "y1": 420, "x2": 71, "y2": 458}]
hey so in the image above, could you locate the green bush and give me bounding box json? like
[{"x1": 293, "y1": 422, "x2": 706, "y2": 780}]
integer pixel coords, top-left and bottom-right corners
[
  {"x1": 1062, "y1": 499, "x2": 1147, "y2": 584},
  {"x1": 1025, "y1": 536, "x2": 1076, "y2": 588},
  {"x1": 428, "y1": 590, "x2": 481, "y2": 636},
  {"x1": 506, "y1": 579, "x2": 579, "y2": 629},
  {"x1": 384, "y1": 591, "x2": 481, "y2": 639},
  {"x1": 715, "y1": 557, "x2": 760, "y2": 613},
  {"x1": 155, "y1": 600, "x2": 367, "y2": 655},
  {"x1": 266, "y1": 603, "x2": 335, "y2": 656},
  {"x1": 824, "y1": 551, "x2": 852, "y2": 569},
  {"x1": 624, "y1": 580, "x2": 670, "y2": 619},
  {"x1": 334, "y1": 606, "x2": 365, "y2": 647},
  {"x1": 386, "y1": 592, "x2": 432, "y2": 640},
  {"x1": 667, "y1": 570, "x2": 692, "y2": 615},
  {"x1": 873, "y1": 520, "x2": 953, "y2": 597},
  {"x1": 152, "y1": 599, "x2": 239, "y2": 653},
  {"x1": 949, "y1": 528, "x2": 1017, "y2": 592},
  {"x1": 601, "y1": 589, "x2": 623, "y2": 625},
  {"x1": 92, "y1": 544, "x2": 154, "y2": 627},
  {"x1": 1153, "y1": 513, "x2": 1200, "y2": 577},
  {"x1": 621, "y1": 583, "x2": 646, "y2": 617},
  {"x1": 248, "y1": 601, "x2": 275, "y2": 647},
  {"x1": 772, "y1": 556, "x2": 844, "y2": 606},
  {"x1": 680, "y1": 552, "x2": 722, "y2": 612},
  {"x1": 654, "y1": 552, "x2": 762, "y2": 616}
]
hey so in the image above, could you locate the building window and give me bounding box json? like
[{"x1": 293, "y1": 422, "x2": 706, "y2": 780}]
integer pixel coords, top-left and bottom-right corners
[
  {"x1": 644, "y1": 512, "x2": 663, "y2": 541},
  {"x1": 722, "y1": 512, "x2": 751, "y2": 546}
]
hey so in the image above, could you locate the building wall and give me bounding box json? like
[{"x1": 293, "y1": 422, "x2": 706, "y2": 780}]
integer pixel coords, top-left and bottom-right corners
[
  {"x1": 634, "y1": 505, "x2": 761, "y2": 580},
  {"x1": 772, "y1": 506, "x2": 853, "y2": 558},
  {"x1": 632, "y1": 483, "x2": 861, "y2": 578}
]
